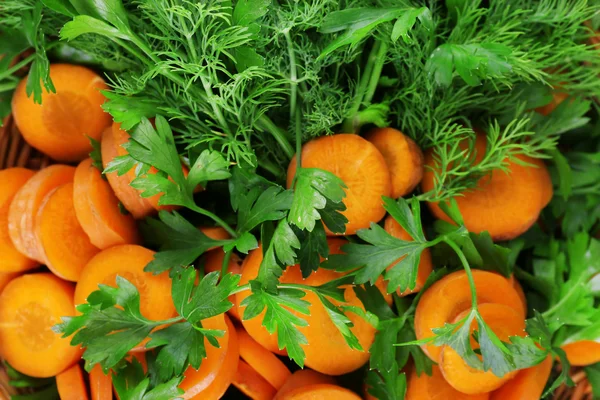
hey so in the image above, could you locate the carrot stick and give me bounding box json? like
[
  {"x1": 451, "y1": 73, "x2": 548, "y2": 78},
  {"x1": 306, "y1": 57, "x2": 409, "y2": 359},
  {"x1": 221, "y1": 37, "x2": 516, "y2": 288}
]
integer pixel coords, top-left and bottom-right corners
[
  {"x1": 562, "y1": 340, "x2": 600, "y2": 366},
  {"x1": 0, "y1": 273, "x2": 82, "y2": 377},
  {"x1": 56, "y1": 363, "x2": 89, "y2": 400},
  {"x1": 491, "y1": 356, "x2": 552, "y2": 400},
  {"x1": 287, "y1": 134, "x2": 391, "y2": 235},
  {"x1": 406, "y1": 365, "x2": 489, "y2": 400},
  {"x1": 274, "y1": 370, "x2": 336, "y2": 400},
  {"x1": 89, "y1": 364, "x2": 112, "y2": 400},
  {"x1": 232, "y1": 360, "x2": 277, "y2": 400}
]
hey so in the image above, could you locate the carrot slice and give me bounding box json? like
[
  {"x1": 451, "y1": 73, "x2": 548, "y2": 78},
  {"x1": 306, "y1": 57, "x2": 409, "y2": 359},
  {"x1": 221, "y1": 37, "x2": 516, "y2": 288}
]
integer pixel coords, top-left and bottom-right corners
[
  {"x1": 56, "y1": 363, "x2": 89, "y2": 400},
  {"x1": 384, "y1": 215, "x2": 433, "y2": 296},
  {"x1": 274, "y1": 370, "x2": 336, "y2": 400},
  {"x1": 180, "y1": 314, "x2": 239, "y2": 399},
  {"x1": 439, "y1": 304, "x2": 526, "y2": 394},
  {"x1": 74, "y1": 158, "x2": 140, "y2": 249},
  {"x1": 0, "y1": 273, "x2": 19, "y2": 294},
  {"x1": 35, "y1": 183, "x2": 100, "y2": 282},
  {"x1": 89, "y1": 364, "x2": 112, "y2": 400},
  {"x1": 0, "y1": 273, "x2": 82, "y2": 377},
  {"x1": 490, "y1": 355, "x2": 552, "y2": 400},
  {"x1": 8, "y1": 165, "x2": 75, "y2": 261},
  {"x1": 414, "y1": 269, "x2": 525, "y2": 362},
  {"x1": 365, "y1": 127, "x2": 424, "y2": 198},
  {"x1": 74, "y1": 245, "x2": 175, "y2": 321},
  {"x1": 535, "y1": 91, "x2": 569, "y2": 116},
  {"x1": 237, "y1": 326, "x2": 291, "y2": 390},
  {"x1": 203, "y1": 250, "x2": 242, "y2": 320},
  {"x1": 421, "y1": 132, "x2": 553, "y2": 241},
  {"x1": 232, "y1": 360, "x2": 277, "y2": 400},
  {"x1": 287, "y1": 134, "x2": 391, "y2": 235},
  {"x1": 562, "y1": 340, "x2": 600, "y2": 366},
  {"x1": 11, "y1": 64, "x2": 111, "y2": 162},
  {"x1": 406, "y1": 365, "x2": 489, "y2": 400},
  {"x1": 277, "y1": 384, "x2": 362, "y2": 400},
  {"x1": 200, "y1": 226, "x2": 231, "y2": 250},
  {"x1": 0, "y1": 168, "x2": 37, "y2": 273}
]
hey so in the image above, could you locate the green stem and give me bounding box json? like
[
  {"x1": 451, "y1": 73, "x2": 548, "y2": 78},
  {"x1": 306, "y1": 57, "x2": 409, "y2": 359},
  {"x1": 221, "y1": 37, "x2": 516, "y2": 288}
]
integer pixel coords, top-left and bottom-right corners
[
  {"x1": 0, "y1": 81, "x2": 19, "y2": 92},
  {"x1": 220, "y1": 250, "x2": 233, "y2": 277},
  {"x1": 231, "y1": 283, "x2": 251, "y2": 295},
  {"x1": 283, "y1": 29, "x2": 304, "y2": 174},
  {"x1": 362, "y1": 41, "x2": 388, "y2": 106},
  {"x1": 257, "y1": 116, "x2": 295, "y2": 159},
  {"x1": 189, "y1": 204, "x2": 237, "y2": 237},
  {"x1": 444, "y1": 238, "x2": 478, "y2": 311},
  {"x1": 542, "y1": 273, "x2": 589, "y2": 318},
  {"x1": 0, "y1": 54, "x2": 36, "y2": 81}
]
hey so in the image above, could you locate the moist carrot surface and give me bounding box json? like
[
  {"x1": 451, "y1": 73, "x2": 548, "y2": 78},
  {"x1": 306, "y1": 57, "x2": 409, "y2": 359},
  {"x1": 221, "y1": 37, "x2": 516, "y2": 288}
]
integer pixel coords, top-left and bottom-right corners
[
  {"x1": 0, "y1": 273, "x2": 82, "y2": 377},
  {"x1": 56, "y1": 363, "x2": 89, "y2": 400},
  {"x1": 89, "y1": 364, "x2": 112, "y2": 400},
  {"x1": 276, "y1": 384, "x2": 362, "y2": 400},
  {"x1": 74, "y1": 158, "x2": 140, "y2": 249},
  {"x1": 8, "y1": 165, "x2": 75, "y2": 262},
  {"x1": 365, "y1": 127, "x2": 424, "y2": 198},
  {"x1": 11, "y1": 64, "x2": 111, "y2": 162},
  {"x1": 405, "y1": 365, "x2": 490, "y2": 400},
  {"x1": 74, "y1": 245, "x2": 175, "y2": 321},
  {"x1": 274, "y1": 369, "x2": 336, "y2": 400},
  {"x1": 35, "y1": 183, "x2": 100, "y2": 282},
  {"x1": 562, "y1": 340, "x2": 600, "y2": 366},
  {"x1": 287, "y1": 134, "x2": 391, "y2": 235},
  {"x1": 232, "y1": 360, "x2": 277, "y2": 400},
  {"x1": 490, "y1": 356, "x2": 553, "y2": 400},
  {"x1": 0, "y1": 168, "x2": 37, "y2": 273}
]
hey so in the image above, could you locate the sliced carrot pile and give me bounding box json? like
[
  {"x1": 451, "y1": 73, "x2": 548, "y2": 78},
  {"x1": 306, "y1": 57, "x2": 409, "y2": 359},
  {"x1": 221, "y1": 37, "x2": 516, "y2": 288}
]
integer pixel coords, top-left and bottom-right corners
[
  {"x1": 0, "y1": 273, "x2": 82, "y2": 377},
  {"x1": 0, "y1": 168, "x2": 38, "y2": 273},
  {"x1": 421, "y1": 132, "x2": 553, "y2": 241},
  {"x1": 74, "y1": 158, "x2": 140, "y2": 249},
  {"x1": 286, "y1": 134, "x2": 391, "y2": 235},
  {"x1": 491, "y1": 355, "x2": 552, "y2": 400},
  {"x1": 274, "y1": 369, "x2": 336, "y2": 400},
  {"x1": 89, "y1": 364, "x2": 112, "y2": 400},
  {"x1": 384, "y1": 215, "x2": 433, "y2": 296},
  {"x1": 35, "y1": 183, "x2": 100, "y2": 282},
  {"x1": 414, "y1": 269, "x2": 525, "y2": 362},
  {"x1": 56, "y1": 363, "x2": 89, "y2": 400},
  {"x1": 8, "y1": 165, "x2": 75, "y2": 261},
  {"x1": 439, "y1": 304, "x2": 526, "y2": 394},
  {"x1": 11, "y1": 64, "x2": 111, "y2": 162},
  {"x1": 406, "y1": 365, "x2": 489, "y2": 400},
  {"x1": 232, "y1": 360, "x2": 277, "y2": 400},
  {"x1": 203, "y1": 250, "x2": 242, "y2": 320},
  {"x1": 562, "y1": 340, "x2": 600, "y2": 366},
  {"x1": 365, "y1": 127, "x2": 424, "y2": 198},
  {"x1": 74, "y1": 245, "x2": 174, "y2": 321}
]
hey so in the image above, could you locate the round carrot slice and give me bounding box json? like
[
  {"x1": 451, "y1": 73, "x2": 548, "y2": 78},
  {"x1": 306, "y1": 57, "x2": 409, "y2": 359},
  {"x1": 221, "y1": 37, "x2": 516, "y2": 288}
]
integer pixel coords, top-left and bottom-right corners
[
  {"x1": 0, "y1": 273, "x2": 82, "y2": 377},
  {"x1": 11, "y1": 64, "x2": 111, "y2": 162},
  {"x1": 90, "y1": 364, "x2": 112, "y2": 400},
  {"x1": 439, "y1": 304, "x2": 526, "y2": 394},
  {"x1": 414, "y1": 269, "x2": 525, "y2": 362},
  {"x1": 384, "y1": 215, "x2": 433, "y2": 296},
  {"x1": 74, "y1": 245, "x2": 175, "y2": 321},
  {"x1": 406, "y1": 365, "x2": 489, "y2": 400},
  {"x1": 203, "y1": 250, "x2": 243, "y2": 320},
  {"x1": 0, "y1": 168, "x2": 37, "y2": 273},
  {"x1": 56, "y1": 363, "x2": 89, "y2": 400},
  {"x1": 35, "y1": 183, "x2": 100, "y2": 282},
  {"x1": 275, "y1": 369, "x2": 336, "y2": 400},
  {"x1": 232, "y1": 360, "x2": 277, "y2": 400},
  {"x1": 365, "y1": 127, "x2": 424, "y2": 198},
  {"x1": 237, "y1": 326, "x2": 291, "y2": 390},
  {"x1": 562, "y1": 340, "x2": 600, "y2": 366},
  {"x1": 8, "y1": 165, "x2": 75, "y2": 262},
  {"x1": 0, "y1": 273, "x2": 19, "y2": 294},
  {"x1": 74, "y1": 158, "x2": 140, "y2": 249},
  {"x1": 490, "y1": 355, "x2": 552, "y2": 400},
  {"x1": 287, "y1": 134, "x2": 391, "y2": 235},
  {"x1": 277, "y1": 384, "x2": 362, "y2": 400}
]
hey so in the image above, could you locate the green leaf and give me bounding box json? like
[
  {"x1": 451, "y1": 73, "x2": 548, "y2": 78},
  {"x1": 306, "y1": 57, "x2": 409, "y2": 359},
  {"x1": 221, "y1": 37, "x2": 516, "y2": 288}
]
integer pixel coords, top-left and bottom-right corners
[
  {"x1": 102, "y1": 91, "x2": 159, "y2": 131},
  {"x1": 41, "y1": 0, "x2": 76, "y2": 16},
  {"x1": 365, "y1": 362, "x2": 407, "y2": 400},
  {"x1": 232, "y1": 0, "x2": 271, "y2": 26},
  {"x1": 61, "y1": 15, "x2": 131, "y2": 41},
  {"x1": 391, "y1": 7, "x2": 432, "y2": 43},
  {"x1": 113, "y1": 359, "x2": 184, "y2": 400},
  {"x1": 88, "y1": 136, "x2": 104, "y2": 172},
  {"x1": 315, "y1": 292, "x2": 362, "y2": 351},
  {"x1": 229, "y1": 166, "x2": 277, "y2": 212},
  {"x1": 69, "y1": 0, "x2": 131, "y2": 31},
  {"x1": 584, "y1": 363, "x2": 600, "y2": 398},
  {"x1": 187, "y1": 150, "x2": 231, "y2": 190},
  {"x1": 294, "y1": 224, "x2": 329, "y2": 278},
  {"x1": 236, "y1": 186, "x2": 293, "y2": 233},
  {"x1": 234, "y1": 46, "x2": 265, "y2": 72},
  {"x1": 384, "y1": 197, "x2": 425, "y2": 242}
]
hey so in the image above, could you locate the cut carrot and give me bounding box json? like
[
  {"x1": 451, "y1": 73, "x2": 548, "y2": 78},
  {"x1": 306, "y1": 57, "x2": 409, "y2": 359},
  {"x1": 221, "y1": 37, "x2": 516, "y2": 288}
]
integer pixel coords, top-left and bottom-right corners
[
  {"x1": 490, "y1": 355, "x2": 552, "y2": 400},
  {"x1": 421, "y1": 132, "x2": 553, "y2": 241},
  {"x1": 90, "y1": 364, "x2": 112, "y2": 400},
  {"x1": 181, "y1": 314, "x2": 239, "y2": 399},
  {"x1": 562, "y1": 340, "x2": 600, "y2": 366},
  {"x1": 237, "y1": 326, "x2": 291, "y2": 390},
  {"x1": 56, "y1": 363, "x2": 89, "y2": 400},
  {"x1": 439, "y1": 304, "x2": 526, "y2": 394},
  {"x1": 535, "y1": 91, "x2": 569, "y2": 116},
  {"x1": 384, "y1": 215, "x2": 433, "y2": 296},
  {"x1": 0, "y1": 168, "x2": 38, "y2": 273},
  {"x1": 203, "y1": 250, "x2": 243, "y2": 320},
  {"x1": 232, "y1": 360, "x2": 277, "y2": 400},
  {"x1": 414, "y1": 269, "x2": 525, "y2": 362},
  {"x1": 365, "y1": 127, "x2": 424, "y2": 198},
  {"x1": 0, "y1": 273, "x2": 19, "y2": 294},
  {"x1": 74, "y1": 158, "x2": 140, "y2": 249},
  {"x1": 276, "y1": 384, "x2": 362, "y2": 400},
  {"x1": 406, "y1": 365, "x2": 489, "y2": 400},
  {"x1": 0, "y1": 273, "x2": 82, "y2": 377},
  {"x1": 274, "y1": 370, "x2": 336, "y2": 400},
  {"x1": 35, "y1": 183, "x2": 100, "y2": 282},
  {"x1": 74, "y1": 245, "x2": 175, "y2": 321},
  {"x1": 287, "y1": 134, "x2": 391, "y2": 235},
  {"x1": 11, "y1": 64, "x2": 111, "y2": 162},
  {"x1": 8, "y1": 165, "x2": 75, "y2": 262}
]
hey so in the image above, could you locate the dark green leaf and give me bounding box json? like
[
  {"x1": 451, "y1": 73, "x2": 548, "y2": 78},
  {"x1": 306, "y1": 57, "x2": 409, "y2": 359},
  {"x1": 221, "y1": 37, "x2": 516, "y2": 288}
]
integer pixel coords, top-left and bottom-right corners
[{"x1": 294, "y1": 224, "x2": 329, "y2": 278}]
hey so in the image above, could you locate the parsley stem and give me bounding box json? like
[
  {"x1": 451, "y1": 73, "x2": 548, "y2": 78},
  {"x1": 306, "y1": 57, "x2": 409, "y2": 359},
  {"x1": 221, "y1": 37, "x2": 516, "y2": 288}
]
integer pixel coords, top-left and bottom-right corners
[
  {"x1": 444, "y1": 238, "x2": 479, "y2": 311},
  {"x1": 0, "y1": 53, "x2": 36, "y2": 81},
  {"x1": 230, "y1": 284, "x2": 250, "y2": 295},
  {"x1": 542, "y1": 272, "x2": 589, "y2": 318},
  {"x1": 0, "y1": 81, "x2": 18, "y2": 92},
  {"x1": 188, "y1": 204, "x2": 237, "y2": 237},
  {"x1": 220, "y1": 250, "x2": 232, "y2": 277}
]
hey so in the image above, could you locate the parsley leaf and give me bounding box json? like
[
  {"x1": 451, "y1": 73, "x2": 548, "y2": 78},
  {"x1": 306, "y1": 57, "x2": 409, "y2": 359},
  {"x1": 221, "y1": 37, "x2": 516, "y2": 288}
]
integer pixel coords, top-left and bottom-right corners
[
  {"x1": 365, "y1": 362, "x2": 407, "y2": 400},
  {"x1": 113, "y1": 358, "x2": 184, "y2": 400},
  {"x1": 88, "y1": 136, "x2": 104, "y2": 172}
]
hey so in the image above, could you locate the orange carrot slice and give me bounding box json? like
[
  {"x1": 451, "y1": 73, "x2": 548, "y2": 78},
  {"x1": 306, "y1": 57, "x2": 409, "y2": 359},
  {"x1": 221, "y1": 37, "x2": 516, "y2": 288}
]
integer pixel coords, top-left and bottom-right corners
[
  {"x1": 274, "y1": 370, "x2": 336, "y2": 400},
  {"x1": 277, "y1": 384, "x2": 362, "y2": 400},
  {"x1": 74, "y1": 245, "x2": 175, "y2": 321},
  {"x1": 56, "y1": 363, "x2": 89, "y2": 400},
  {"x1": 11, "y1": 64, "x2": 111, "y2": 162},
  {"x1": 0, "y1": 168, "x2": 38, "y2": 273},
  {"x1": 0, "y1": 273, "x2": 19, "y2": 294},
  {"x1": 35, "y1": 183, "x2": 100, "y2": 282},
  {"x1": 237, "y1": 327, "x2": 291, "y2": 390},
  {"x1": 0, "y1": 273, "x2": 82, "y2": 377},
  {"x1": 74, "y1": 158, "x2": 140, "y2": 249},
  {"x1": 535, "y1": 92, "x2": 569, "y2": 116},
  {"x1": 232, "y1": 360, "x2": 277, "y2": 400},
  {"x1": 287, "y1": 134, "x2": 391, "y2": 235},
  {"x1": 90, "y1": 364, "x2": 112, "y2": 400},
  {"x1": 414, "y1": 270, "x2": 525, "y2": 362},
  {"x1": 406, "y1": 365, "x2": 489, "y2": 400},
  {"x1": 8, "y1": 165, "x2": 75, "y2": 261},
  {"x1": 562, "y1": 340, "x2": 600, "y2": 366},
  {"x1": 490, "y1": 355, "x2": 552, "y2": 400},
  {"x1": 365, "y1": 127, "x2": 424, "y2": 198},
  {"x1": 384, "y1": 215, "x2": 433, "y2": 296},
  {"x1": 203, "y1": 250, "x2": 242, "y2": 320}
]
